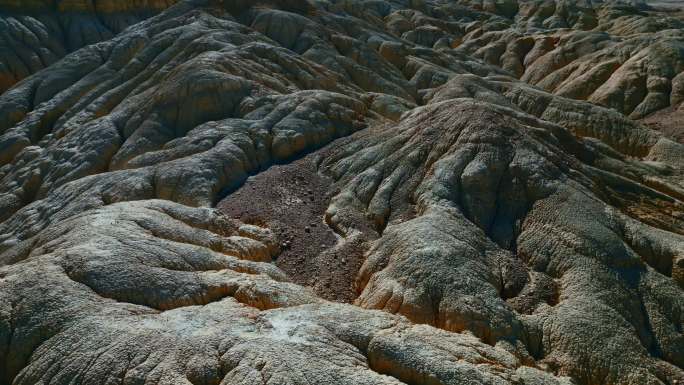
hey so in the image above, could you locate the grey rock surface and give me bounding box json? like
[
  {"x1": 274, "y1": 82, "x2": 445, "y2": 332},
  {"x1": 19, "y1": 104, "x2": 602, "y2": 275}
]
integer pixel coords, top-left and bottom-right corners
[
  {"x1": 0, "y1": 0, "x2": 178, "y2": 93},
  {"x1": 0, "y1": 1, "x2": 682, "y2": 385}
]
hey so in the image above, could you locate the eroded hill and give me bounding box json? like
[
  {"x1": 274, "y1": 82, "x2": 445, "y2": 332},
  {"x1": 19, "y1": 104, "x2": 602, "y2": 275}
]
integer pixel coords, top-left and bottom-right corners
[{"x1": 0, "y1": 1, "x2": 682, "y2": 385}]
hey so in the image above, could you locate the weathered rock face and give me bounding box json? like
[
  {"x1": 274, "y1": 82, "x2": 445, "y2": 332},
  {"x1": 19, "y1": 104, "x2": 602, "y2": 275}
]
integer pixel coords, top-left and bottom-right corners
[
  {"x1": 0, "y1": 0, "x2": 178, "y2": 93},
  {"x1": 0, "y1": 1, "x2": 682, "y2": 385},
  {"x1": 323, "y1": 97, "x2": 683, "y2": 384}
]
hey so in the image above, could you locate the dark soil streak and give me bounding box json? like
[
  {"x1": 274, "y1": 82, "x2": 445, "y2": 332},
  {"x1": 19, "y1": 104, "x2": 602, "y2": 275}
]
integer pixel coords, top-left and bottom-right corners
[{"x1": 217, "y1": 140, "x2": 366, "y2": 303}]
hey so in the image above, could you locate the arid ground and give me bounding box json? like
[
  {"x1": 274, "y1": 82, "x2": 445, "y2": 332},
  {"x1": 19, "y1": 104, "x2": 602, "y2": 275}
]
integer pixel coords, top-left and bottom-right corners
[{"x1": 0, "y1": 1, "x2": 683, "y2": 384}]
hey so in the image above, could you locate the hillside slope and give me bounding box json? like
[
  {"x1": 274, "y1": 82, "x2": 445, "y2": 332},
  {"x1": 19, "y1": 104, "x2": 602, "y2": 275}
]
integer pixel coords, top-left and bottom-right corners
[{"x1": 0, "y1": 1, "x2": 682, "y2": 385}]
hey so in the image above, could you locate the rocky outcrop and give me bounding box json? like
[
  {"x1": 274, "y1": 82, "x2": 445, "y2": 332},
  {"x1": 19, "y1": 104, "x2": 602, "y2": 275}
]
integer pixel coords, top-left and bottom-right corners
[
  {"x1": 322, "y1": 98, "x2": 683, "y2": 384},
  {"x1": 0, "y1": 1, "x2": 682, "y2": 385}
]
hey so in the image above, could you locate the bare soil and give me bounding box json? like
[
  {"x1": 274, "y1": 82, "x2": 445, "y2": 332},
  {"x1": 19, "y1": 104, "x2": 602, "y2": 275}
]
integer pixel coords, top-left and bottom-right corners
[{"x1": 217, "y1": 142, "x2": 366, "y2": 303}]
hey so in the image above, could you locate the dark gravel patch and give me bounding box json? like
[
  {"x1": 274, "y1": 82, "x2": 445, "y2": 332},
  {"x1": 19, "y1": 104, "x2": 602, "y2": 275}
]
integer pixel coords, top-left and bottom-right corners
[{"x1": 217, "y1": 144, "x2": 366, "y2": 303}]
